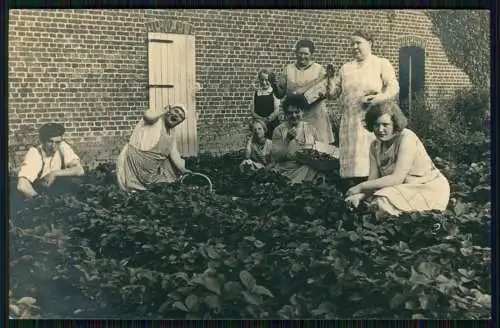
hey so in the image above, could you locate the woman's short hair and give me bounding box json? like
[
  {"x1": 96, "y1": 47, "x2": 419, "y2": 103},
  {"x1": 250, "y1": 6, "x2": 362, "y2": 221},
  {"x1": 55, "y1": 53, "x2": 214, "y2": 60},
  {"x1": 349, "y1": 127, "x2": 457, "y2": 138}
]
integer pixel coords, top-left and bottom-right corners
[
  {"x1": 364, "y1": 101, "x2": 408, "y2": 133},
  {"x1": 295, "y1": 39, "x2": 315, "y2": 54},
  {"x1": 248, "y1": 118, "x2": 268, "y2": 133},
  {"x1": 257, "y1": 69, "x2": 270, "y2": 79},
  {"x1": 282, "y1": 92, "x2": 307, "y2": 112},
  {"x1": 352, "y1": 29, "x2": 374, "y2": 45}
]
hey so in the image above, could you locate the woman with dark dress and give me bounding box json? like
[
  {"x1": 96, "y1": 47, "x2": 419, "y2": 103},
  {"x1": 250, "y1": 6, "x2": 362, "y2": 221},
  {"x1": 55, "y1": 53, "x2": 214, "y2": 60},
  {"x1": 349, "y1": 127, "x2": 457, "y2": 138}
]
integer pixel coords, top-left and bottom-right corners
[{"x1": 250, "y1": 69, "x2": 281, "y2": 139}]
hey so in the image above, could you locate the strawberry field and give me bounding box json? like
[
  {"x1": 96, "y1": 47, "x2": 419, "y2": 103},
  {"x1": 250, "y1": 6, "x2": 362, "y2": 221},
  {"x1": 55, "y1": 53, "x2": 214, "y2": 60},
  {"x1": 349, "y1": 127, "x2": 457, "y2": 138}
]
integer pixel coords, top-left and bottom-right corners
[{"x1": 9, "y1": 140, "x2": 492, "y2": 319}]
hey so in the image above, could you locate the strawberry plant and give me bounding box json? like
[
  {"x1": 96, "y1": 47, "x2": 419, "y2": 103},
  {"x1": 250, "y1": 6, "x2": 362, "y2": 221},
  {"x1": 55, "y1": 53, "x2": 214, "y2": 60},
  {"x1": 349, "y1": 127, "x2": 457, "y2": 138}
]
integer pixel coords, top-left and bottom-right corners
[{"x1": 9, "y1": 148, "x2": 491, "y2": 319}]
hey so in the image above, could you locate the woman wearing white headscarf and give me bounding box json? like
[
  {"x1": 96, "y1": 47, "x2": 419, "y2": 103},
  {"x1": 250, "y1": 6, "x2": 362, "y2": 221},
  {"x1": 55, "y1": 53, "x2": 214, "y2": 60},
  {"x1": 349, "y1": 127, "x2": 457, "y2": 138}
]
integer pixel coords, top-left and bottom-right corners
[{"x1": 116, "y1": 104, "x2": 191, "y2": 192}]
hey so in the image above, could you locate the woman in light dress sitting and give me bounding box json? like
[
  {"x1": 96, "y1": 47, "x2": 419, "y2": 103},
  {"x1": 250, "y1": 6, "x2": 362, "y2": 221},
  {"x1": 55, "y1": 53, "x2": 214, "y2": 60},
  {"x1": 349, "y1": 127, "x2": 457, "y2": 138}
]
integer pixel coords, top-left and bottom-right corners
[
  {"x1": 240, "y1": 118, "x2": 273, "y2": 172},
  {"x1": 345, "y1": 101, "x2": 451, "y2": 219},
  {"x1": 267, "y1": 93, "x2": 323, "y2": 184},
  {"x1": 116, "y1": 104, "x2": 191, "y2": 192}
]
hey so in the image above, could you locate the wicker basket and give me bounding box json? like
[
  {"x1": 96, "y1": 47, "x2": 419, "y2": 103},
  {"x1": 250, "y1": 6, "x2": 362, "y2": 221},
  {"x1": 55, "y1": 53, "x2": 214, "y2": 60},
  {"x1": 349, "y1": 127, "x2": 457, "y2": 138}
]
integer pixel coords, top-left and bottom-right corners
[{"x1": 295, "y1": 151, "x2": 339, "y2": 173}]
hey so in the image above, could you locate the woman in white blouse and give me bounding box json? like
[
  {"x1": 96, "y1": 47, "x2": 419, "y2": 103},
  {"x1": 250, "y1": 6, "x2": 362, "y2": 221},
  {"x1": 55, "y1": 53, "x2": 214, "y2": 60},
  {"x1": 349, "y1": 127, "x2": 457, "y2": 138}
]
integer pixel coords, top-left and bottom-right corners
[{"x1": 329, "y1": 29, "x2": 400, "y2": 190}]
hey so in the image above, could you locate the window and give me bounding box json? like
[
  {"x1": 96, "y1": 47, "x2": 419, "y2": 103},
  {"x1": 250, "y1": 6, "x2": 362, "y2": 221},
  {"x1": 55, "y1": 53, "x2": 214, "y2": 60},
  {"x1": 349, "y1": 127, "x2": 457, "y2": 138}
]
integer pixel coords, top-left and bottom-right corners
[{"x1": 398, "y1": 46, "x2": 425, "y2": 119}]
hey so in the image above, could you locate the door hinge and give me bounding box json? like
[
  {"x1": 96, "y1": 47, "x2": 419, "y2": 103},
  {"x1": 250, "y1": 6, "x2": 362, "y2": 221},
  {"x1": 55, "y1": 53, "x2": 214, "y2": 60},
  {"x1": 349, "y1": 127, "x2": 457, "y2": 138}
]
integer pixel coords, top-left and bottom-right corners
[
  {"x1": 149, "y1": 84, "x2": 174, "y2": 88},
  {"x1": 149, "y1": 39, "x2": 174, "y2": 44}
]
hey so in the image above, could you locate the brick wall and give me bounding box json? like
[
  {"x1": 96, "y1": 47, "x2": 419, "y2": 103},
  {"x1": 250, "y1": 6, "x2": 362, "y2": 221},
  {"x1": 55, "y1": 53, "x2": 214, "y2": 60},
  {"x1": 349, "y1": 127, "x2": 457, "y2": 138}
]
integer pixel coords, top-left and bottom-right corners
[{"x1": 8, "y1": 9, "x2": 471, "y2": 169}]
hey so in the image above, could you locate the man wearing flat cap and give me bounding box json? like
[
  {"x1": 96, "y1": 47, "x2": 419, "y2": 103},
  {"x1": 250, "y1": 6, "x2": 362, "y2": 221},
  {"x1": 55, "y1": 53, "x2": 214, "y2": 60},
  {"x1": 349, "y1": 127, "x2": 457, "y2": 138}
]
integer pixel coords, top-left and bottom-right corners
[{"x1": 17, "y1": 123, "x2": 85, "y2": 198}]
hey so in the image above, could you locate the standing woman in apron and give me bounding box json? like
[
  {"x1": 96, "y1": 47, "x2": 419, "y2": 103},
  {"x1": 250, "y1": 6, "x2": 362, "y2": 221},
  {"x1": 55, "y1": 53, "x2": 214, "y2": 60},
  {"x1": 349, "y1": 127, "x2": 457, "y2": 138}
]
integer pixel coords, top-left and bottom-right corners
[
  {"x1": 328, "y1": 30, "x2": 400, "y2": 191},
  {"x1": 269, "y1": 39, "x2": 334, "y2": 145}
]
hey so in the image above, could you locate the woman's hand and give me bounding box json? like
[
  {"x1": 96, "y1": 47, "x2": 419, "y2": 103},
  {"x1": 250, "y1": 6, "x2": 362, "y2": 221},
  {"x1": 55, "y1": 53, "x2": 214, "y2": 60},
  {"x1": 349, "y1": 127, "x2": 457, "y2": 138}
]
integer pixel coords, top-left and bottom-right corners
[
  {"x1": 345, "y1": 193, "x2": 365, "y2": 210},
  {"x1": 362, "y1": 93, "x2": 383, "y2": 107},
  {"x1": 346, "y1": 184, "x2": 363, "y2": 197}
]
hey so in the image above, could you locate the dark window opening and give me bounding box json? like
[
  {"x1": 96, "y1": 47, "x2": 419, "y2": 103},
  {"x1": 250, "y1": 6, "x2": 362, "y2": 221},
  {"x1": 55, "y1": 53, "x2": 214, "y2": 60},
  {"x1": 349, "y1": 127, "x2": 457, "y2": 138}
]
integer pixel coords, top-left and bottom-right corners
[{"x1": 399, "y1": 46, "x2": 425, "y2": 119}]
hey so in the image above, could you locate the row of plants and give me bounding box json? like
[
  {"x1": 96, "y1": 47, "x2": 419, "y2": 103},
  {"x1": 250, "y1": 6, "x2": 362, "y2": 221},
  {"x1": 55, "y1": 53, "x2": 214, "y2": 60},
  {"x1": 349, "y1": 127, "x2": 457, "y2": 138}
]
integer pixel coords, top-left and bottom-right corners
[{"x1": 9, "y1": 143, "x2": 491, "y2": 319}]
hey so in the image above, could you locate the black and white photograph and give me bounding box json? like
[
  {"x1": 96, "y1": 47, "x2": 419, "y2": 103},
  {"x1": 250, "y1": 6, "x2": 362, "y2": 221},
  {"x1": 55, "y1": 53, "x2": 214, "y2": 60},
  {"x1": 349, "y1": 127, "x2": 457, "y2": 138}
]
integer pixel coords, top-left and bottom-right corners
[{"x1": 7, "y1": 9, "x2": 492, "y2": 320}]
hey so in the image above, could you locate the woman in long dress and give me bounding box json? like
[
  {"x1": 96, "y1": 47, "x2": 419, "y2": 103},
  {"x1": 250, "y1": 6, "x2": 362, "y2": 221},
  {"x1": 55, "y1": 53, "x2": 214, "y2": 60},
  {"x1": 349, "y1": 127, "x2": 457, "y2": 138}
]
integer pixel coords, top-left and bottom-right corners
[
  {"x1": 268, "y1": 94, "x2": 322, "y2": 184},
  {"x1": 329, "y1": 30, "x2": 400, "y2": 189},
  {"x1": 269, "y1": 39, "x2": 334, "y2": 144},
  {"x1": 345, "y1": 101, "x2": 450, "y2": 220},
  {"x1": 116, "y1": 104, "x2": 191, "y2": 192}
]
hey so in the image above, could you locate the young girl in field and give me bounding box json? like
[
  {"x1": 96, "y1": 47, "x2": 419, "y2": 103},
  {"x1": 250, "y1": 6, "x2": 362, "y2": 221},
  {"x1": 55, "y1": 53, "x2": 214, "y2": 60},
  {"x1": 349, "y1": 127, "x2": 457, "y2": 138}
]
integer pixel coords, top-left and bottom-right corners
[
  {"x1": 250, "y1": 69, "x2": 281, "y2": 139},
  {"x1": 240, "y1": 119, "x2": 273, "y2": 172}
]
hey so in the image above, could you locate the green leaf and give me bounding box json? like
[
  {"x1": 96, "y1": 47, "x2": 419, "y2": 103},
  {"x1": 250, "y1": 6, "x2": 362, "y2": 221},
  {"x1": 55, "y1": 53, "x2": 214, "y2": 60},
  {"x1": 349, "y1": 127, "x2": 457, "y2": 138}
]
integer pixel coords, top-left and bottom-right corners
[
  {"x1": 390, "y1": 293, "x2": 406, "y2": 309},
  {"x1": 172, "y1": 272, "x2": 190, "y2": 283},
  {"x1": 409, "y1": 266, "x2": 432, "y2": 285},
  {"x1": 172, "y1": 301, "x2": 188, "y2": 312},
  {"x1": 241, "y1": 290, "x2": 262, "y2": 306},
  {"x1": 245, "y1": 305, "x2": 259, "y2": 318},
  {"x1": 239, "y1": 270, "x2": 256, "y2": 290},
  {"x1": 206, "y1": 246, "x2": 221, "y2": 260},
  {"x1": 412, "y1": 313, "x2": 427, "y2": 319},
  {"x1": 348, "y1": 293, "x2": 363, "y2": 302},
  {"x1": 417, "y1": 261, "x2": 441, "y2": 279},
  {"x1": 204, "y1": 294, "x2": 220, "y2": 309},
  {"x1": 202, "y1": 276, "x2": 221, "y2": 295},
  {"x1": 418, "y1": 292, "x2": 430, "y2": 310},
  {"x1": 223, "y1": 256, "x2": 238, "y2": 268},
  {"x1": 454, "y1": 200, "x2": 467, "y2": 215},
  {"x1": 399, "y1": 241, "x2": 410, "y2": 251},
  {"x1": 177, "y1": 286, "x2": 196, "y2": 296},
  {"x1": 251, "y1": 285, "x2": 274, "y2": 298},
  {"x1": 460, "y1": 247, "x2": 473, "y2": 256},
  {"x1": 352, "y1": 307, "x2": 384, "y2": 318},
  {"x1": 405, "y1": 301, "x2": 417, "y2": 310},
  {"x1": 310, "y1": 301, "x2": 334, "y2": 316},
  {"x1": 157, "y1": 301, "x2": 170, "y2": 313},
  {"x1": 223, "y1": 281, "x2": 243, "y2": 299},
  {"x1": 185, "y1": 294, "x2": 199, "y2": 311},
  {"x1": 199, "y1": 246, "x2": 208, "y2": 259},
  {"x1": 363, "y1": 222, "x2": 378, "y2": 230},
  {"x1": 254, "y1": 240, "x2": 265, "y2": 248},
  {"x1": 277, "y1": 305, "x2": 294, "y2": 319}
]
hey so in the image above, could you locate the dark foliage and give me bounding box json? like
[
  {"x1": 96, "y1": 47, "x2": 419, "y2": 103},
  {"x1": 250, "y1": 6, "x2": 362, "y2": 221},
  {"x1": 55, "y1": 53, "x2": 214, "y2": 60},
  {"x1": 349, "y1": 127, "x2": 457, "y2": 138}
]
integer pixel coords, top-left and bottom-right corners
[{"x1": 9, "y1": 149, "x2": 490, "y2": 319}]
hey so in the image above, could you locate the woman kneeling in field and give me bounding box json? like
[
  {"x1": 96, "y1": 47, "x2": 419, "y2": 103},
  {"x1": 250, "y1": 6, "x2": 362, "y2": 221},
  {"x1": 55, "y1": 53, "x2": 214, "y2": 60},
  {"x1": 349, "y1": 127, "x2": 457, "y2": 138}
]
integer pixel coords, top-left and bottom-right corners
[
  {"x1": 240, "y1": 118, "x2": 273, "y2": 172},
  {"x1": 345, "y1": 101, "x2": 450, "y2": 219},
  {"x1": 116, "y1": 104, "x2": 191, "y2": 192}
]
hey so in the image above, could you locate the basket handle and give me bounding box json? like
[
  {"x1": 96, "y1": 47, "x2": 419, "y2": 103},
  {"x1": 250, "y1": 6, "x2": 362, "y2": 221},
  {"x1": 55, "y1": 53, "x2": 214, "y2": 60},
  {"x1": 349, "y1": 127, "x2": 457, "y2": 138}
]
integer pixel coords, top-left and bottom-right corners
[{"x1": 180, "y1": 171, "x2": 213, "y2": 192}]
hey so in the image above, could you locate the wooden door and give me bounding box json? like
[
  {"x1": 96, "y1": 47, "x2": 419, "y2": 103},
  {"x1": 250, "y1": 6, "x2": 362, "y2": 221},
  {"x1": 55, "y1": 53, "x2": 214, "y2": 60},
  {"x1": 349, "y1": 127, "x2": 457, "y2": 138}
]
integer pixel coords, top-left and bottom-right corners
[{"x1": 148, "y1": 32, "x2": 198, "y2": 157}]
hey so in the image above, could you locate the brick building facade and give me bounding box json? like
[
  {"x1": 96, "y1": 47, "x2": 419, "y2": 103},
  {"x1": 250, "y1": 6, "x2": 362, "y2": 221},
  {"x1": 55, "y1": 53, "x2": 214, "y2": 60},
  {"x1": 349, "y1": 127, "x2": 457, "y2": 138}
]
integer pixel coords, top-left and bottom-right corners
[{"x1": 8, "y1": 9, "x2": 471, "y2": 169}]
